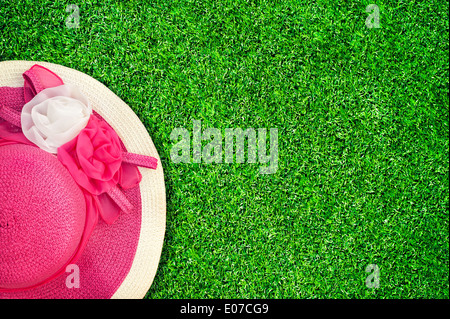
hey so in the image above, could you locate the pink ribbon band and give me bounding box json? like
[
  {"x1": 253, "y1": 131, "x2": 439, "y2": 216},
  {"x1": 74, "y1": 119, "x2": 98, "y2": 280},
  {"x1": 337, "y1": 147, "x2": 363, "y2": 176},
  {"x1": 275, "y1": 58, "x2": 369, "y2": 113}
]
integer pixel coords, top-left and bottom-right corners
[
  {"x1": 106, "y1": 186, "x2": 134, "y2": 214},
  {"x1": 0, "y1": 105, "x2": 21, "y2": 127},
  {"x1": 122, "y1": 152, "x2": 158, "y2": 169},
  {"x1": 102, "y1": 152, "x2": 158, "y2": 217},
  {"x1": 22, "y1": 65, "x2": 64, "y2": 103},
  {"x1": 0, "y1": 87, "x2": 25, "y2": 127}
]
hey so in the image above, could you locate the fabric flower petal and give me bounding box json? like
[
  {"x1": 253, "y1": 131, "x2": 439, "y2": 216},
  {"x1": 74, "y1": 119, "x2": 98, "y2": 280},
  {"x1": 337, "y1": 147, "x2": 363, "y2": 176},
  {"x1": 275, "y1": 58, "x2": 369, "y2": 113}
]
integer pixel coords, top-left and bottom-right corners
[
  {"x1": 119, "y1": 163, "x2": 142, "y2": 189},
  {"x1": 97, "y1": 193, "x2": 121, "y2": 225},
  {"x1": 57, "y1": 115, "x2": 123, "y2": 196},
  {"x1": 21, "y1": 84, "x2": 92, "y2": 153}
]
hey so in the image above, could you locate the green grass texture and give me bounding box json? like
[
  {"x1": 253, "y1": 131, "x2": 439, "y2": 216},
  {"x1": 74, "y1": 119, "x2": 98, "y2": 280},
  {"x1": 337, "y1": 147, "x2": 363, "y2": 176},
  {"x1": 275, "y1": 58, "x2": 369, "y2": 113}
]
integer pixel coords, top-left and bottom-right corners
[{"x1": 0, "y1": 0, "x2": 448, "y2": 298}]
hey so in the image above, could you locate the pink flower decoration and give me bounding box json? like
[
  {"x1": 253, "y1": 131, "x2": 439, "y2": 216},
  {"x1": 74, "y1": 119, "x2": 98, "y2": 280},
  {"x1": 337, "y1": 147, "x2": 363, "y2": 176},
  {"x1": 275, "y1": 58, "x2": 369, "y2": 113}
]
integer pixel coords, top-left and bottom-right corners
[{"x1": 57, "y1": 115, "x2": 139, "y2": 195}]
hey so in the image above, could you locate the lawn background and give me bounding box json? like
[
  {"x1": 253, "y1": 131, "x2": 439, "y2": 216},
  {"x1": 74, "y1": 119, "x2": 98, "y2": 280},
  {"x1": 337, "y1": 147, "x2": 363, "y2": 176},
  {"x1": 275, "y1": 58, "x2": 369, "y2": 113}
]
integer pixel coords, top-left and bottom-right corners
[{"x1": 0, "y1": 0, "x2": 448, "y2": 298}]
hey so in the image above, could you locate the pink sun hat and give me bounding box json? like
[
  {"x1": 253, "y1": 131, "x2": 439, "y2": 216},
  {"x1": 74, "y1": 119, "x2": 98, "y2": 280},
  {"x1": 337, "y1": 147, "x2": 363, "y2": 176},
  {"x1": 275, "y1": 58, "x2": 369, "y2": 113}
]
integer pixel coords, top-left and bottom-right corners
[{"x1": 0, "y1": 61, "x2": 166, "y2": 299}]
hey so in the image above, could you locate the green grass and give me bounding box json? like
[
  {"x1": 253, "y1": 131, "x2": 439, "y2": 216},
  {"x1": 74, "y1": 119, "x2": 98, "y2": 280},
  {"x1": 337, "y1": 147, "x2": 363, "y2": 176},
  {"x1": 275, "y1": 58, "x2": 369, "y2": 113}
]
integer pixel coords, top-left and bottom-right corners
[{"x1": 1, "y1": 0, "x2": 448, "y2": 298}]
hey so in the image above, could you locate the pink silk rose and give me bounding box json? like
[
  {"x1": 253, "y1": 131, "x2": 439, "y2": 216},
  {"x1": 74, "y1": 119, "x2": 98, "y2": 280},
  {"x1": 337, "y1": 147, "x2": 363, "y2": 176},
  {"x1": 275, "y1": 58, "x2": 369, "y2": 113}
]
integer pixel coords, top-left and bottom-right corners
[{"x1": 57, "y1": 115, "x2": 142, "y2": 196}]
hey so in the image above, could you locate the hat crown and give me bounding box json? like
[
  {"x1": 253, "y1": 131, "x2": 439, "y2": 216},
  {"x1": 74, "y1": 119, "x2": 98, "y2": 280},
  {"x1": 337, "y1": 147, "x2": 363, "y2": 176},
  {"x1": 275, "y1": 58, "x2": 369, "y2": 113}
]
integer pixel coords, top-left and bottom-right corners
[{"x1": 0, "y1": 144, "x2": 86, "y2": 289}]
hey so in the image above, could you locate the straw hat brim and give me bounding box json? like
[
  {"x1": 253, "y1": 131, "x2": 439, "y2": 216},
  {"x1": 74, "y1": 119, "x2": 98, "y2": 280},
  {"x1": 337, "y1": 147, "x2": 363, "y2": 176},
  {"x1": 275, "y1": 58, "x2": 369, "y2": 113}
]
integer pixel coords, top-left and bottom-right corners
[{"x1": 0, "y1": 60, "x2": 166, "y2": 299}]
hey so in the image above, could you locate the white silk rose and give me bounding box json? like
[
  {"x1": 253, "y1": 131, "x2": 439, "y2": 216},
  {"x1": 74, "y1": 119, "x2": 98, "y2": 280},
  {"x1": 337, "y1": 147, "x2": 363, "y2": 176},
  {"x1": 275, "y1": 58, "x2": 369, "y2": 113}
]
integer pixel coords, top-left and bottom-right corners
[{"x1": 21, "y1": 84, "x2": 92, "y2": 153}]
